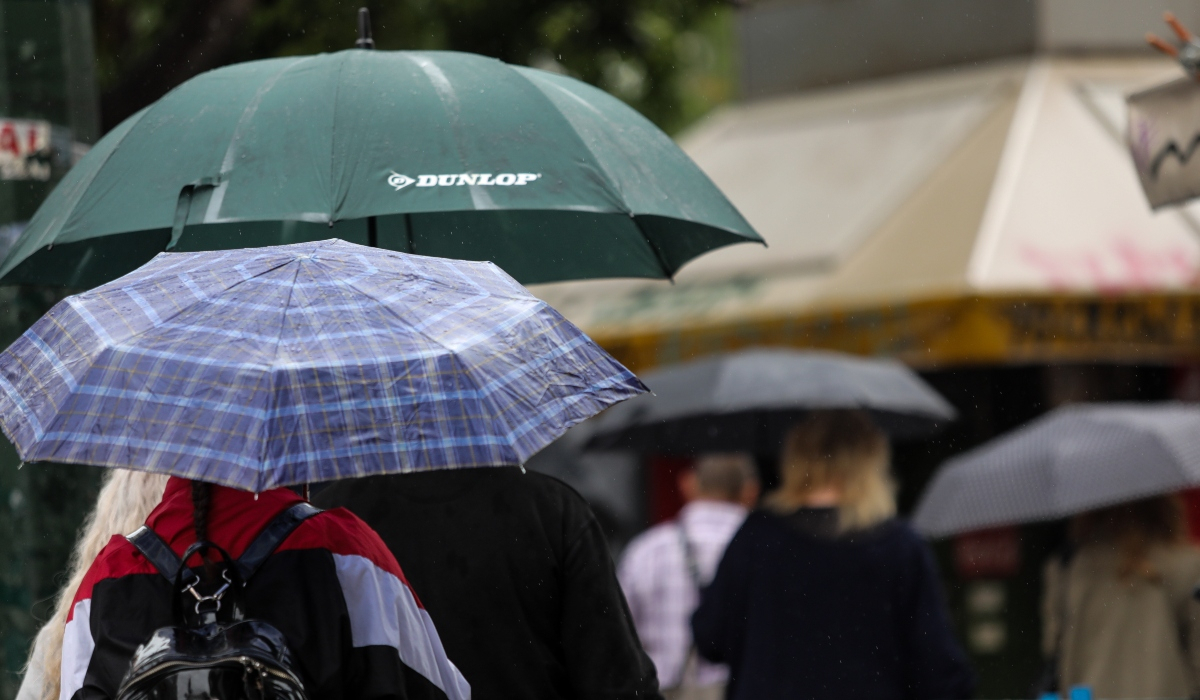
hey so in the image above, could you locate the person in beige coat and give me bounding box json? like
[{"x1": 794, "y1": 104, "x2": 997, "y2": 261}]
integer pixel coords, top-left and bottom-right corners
[{"x1": 1043, "y1": 494, "x2": 1200, "y2": 699}]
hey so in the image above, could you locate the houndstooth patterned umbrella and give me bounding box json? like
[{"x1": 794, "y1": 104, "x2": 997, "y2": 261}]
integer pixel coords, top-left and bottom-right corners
[
  {"x1": 913, "y1": 403, "x2": 1200, "y2": 538},
  {"x1": 0, "y1": 239, "x2": 646, "y2": 491}
]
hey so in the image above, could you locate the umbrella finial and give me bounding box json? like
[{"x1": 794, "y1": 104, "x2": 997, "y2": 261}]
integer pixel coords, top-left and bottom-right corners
[{"x1": 356, "y1": 7, "x2": 375, "y2": 49}]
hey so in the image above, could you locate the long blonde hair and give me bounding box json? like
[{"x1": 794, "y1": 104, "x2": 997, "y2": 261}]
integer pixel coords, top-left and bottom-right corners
[
  {"x1": 27, "y1": 469, "x2": 168, "y2": 700},
  {"x1": 770, "y1": 410, "x2": 895, "y2": 532}
]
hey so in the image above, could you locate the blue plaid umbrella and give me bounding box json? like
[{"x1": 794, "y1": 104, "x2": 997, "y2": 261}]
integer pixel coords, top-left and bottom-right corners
[{"x1": 0, "y1": 239, "x2": 646, "y2": 491}]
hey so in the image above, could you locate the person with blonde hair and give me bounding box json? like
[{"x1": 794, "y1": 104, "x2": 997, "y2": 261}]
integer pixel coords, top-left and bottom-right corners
[
  {"x1": 1042, "y1": 495, "x2": 1200, "y2": 699},
  {"x1": 56, "y1": 473, "x2": 468, "y2": 700},
  {"x1": 16, "y1": 469, "x2": 169, "y2": 700},
  {"x1": 692, "y1": 410, "x2": 974, "y2": 700}
]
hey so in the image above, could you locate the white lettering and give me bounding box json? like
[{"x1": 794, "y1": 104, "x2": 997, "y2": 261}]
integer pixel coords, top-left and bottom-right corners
[
  {"x1": 387, "y1": 173, "x2": 416, "y2": 190},
  {"x1": 389, "y1": 171, "x2": 543, "y2": 191}
]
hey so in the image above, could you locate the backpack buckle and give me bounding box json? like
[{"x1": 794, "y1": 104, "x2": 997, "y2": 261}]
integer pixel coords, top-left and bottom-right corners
[{"x1": 184, "y1": 568, "x2": 233, "y2": 614}]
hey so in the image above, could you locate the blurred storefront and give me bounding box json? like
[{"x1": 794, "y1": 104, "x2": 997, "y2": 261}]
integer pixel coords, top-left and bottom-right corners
[
  {"x1": 532, "y1": 3, "x2": 1200, "y2": 697},
  {"x1": 535, "y1": 56, "x2": 1200, "y2": 372},
  {"x1": 0, "y1": 1, "x2": 100, "y2": 695}
]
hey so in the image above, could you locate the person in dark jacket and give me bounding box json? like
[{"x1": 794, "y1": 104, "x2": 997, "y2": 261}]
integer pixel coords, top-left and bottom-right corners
[
  {"x1": 315, "y1": 466, "x2": 664, "y2": 700},
  {"x1": 62, "y1": 476, "x2": 469, "y2": 700},
  {"x1": 692, "y1": 411, "x2": 974, "y2": 700}
]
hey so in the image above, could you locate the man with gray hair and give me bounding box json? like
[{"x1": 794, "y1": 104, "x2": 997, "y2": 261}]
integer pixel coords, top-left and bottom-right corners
[{"x1": 618, "y1": 454, "x2": 760, "y2": 700}]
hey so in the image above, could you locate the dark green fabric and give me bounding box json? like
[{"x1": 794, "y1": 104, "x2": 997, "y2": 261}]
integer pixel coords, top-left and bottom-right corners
[{"x1": 1, "y1": 50, "x2": 761, "y2": 287}]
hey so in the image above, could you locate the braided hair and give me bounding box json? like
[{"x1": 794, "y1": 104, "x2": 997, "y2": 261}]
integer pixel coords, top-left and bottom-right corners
[{"x1": 191, "y1": 480, "x2": 211, "y2": 544}]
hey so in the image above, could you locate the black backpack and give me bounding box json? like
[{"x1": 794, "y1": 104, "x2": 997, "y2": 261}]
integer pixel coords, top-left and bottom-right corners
[{"x1": 116, "y1": 502, "x2": 321, "y2": 700}]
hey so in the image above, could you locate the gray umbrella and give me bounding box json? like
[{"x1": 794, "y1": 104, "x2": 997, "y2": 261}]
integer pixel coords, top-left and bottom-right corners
[
  {"x1": 913, "y1": 403, "x2": 1200, "y2": 538},
  {"x1": 584, "y1": 348, "x2": 956, "y2": 454}
]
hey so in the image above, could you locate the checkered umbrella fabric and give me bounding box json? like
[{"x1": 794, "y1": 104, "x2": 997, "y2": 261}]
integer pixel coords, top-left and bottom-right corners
[{"x1": 0, "y1": 239, "x2": 647, "y2": 491}]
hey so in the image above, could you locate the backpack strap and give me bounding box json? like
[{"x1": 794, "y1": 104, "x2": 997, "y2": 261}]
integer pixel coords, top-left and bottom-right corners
[
  {"x1": 125, "y1": 502, "x2": 323, "y2": 583},
  {"x1": 235, "y1": 502, "x2": 323, "y2": 581},
  {"x1": 126, "y1": 526, "x2": 183, "y2": 582}
]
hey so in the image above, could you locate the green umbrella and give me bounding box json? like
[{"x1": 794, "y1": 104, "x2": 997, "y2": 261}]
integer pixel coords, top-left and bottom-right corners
[{"x1": 1, "y1": 50, "x2": 761, "y2": 288}]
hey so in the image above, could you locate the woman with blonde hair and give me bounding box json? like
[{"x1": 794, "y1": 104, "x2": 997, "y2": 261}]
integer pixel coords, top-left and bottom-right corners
[
  {"x1": 692, "y1": 410, "x2": 973, "y2": 700},
  {"x1": 16, "y1": 469, "x2": 168, "y2": 700},
  {"x1": 1042, "y1": 495, "x2": 1200, "y2": 699}
]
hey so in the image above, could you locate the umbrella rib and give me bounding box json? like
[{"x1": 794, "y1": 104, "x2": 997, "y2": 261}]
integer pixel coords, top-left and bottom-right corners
[
  {"x1": 257, "y1": 259, "x2": 304, "y2": 490},
  {"x1": 630, "y1": 216, "x2": 676, "y2": 279},
  {"x1": 512, "y1": 70, "x2": 763, "y2": 247},
  {"x1": 327, "y1": 52, "x2": 350, "y2": 219},
  {"x1": 510, "y1": 68, "x2": 631, "y2": 213},
  {"x1": 209, "y1": 56, "x2": 320, "y2": 224},
  {"x1": 332, "y1": 267, "x2": 526, "y2": 456},
  {"x1": 0, "y1": 106, "x2": 152, "y2": 274},
  {"x1": 512, "y1": 74, "x2": 673, "y2": 274},
  {"x1": 61, "y1": 108, "x2": 153, "y2": 230},
  {"x1": 88, "y1": 253, "x2": 304, "y2": 350}
]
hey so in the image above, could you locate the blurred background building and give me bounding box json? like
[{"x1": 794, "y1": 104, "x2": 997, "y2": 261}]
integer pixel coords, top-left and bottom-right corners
[
  {"x1": 533, "y1": 1, "x2": 1200, "y2": 696},
  {"x1": 0, "y1": 1, "x2": 100, "y2": 694}
]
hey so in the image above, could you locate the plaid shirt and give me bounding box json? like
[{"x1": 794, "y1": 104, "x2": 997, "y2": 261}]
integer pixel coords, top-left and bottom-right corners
[{"x1": 618, "y1": 501, "x2": 748, "y2": 688}]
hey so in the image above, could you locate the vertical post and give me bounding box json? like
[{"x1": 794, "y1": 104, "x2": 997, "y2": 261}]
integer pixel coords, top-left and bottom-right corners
[
  {"x1": 367, "y1": 215, "x2": 378, "y2": 247},
  {"x1": 404, "y1": 213, "x2": 414, "y2": 254}
]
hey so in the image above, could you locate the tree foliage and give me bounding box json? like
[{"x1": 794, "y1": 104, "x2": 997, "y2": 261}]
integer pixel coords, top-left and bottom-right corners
[{"x1": 93, "y1": 0, "x2": 736, "y2": 134}]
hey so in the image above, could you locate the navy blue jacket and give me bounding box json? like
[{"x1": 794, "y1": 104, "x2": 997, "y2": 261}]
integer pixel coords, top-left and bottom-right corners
[{"x1": 692, "y1": 509, "x2": 974, "y2": 700}]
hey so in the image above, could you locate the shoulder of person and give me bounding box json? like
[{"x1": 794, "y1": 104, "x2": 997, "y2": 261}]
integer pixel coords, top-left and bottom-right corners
[
  {"x1": 879, "y1": 517, "x2": 923, "y2": 543},
  {"x1": 741, "y1": 508, "x2": 783, "y2": 529},
  {"x1": 278, "y1": 506, "x2": 406, "y2": 580},
  {"x1": 516, "y1": 469, "x2": 603, "y2": 524},
  {"x1": 72, "y1": 534, "x2": 158, "y2": 606},
  {"x1": 520, "y1": 469, "x2": 587, "y2": 500},
  {"x1": 621, "y1": 519, "x2": 683, "y2": 563},
  {"x1": 728, "y1": 508, "x2": 795, "y2": 541},
  {"x1": 1158, "y1": 541, "x2": 1200, "y2": 567},
  {"x1": 850, "y1": 518, "x2": 930, "y2": 557},
  {"x1": 1152, "y1": 542, "x2": 1200, "y2": 594}
]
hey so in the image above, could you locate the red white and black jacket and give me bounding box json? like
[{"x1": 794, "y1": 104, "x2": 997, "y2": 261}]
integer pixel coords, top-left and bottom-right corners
[{"x1": 61, "y1": 477, "x2": 470, "y2": 700}]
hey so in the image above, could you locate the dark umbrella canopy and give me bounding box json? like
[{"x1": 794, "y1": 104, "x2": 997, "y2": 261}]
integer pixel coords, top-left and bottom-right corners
[
  {"x1": 584, "y1": 349, "x2": 956, "y2": 454},
  {"x1": 0, "y1": 50, "x2": 761, "y2": 289},
  {"x1": 912, "y1": 403, "x2": 1200, "y2": 538}
]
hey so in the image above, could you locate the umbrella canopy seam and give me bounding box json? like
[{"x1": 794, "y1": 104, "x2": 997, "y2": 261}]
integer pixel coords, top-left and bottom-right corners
[
  {"x1": 258, "y1": 254, "x2": 303, "y2": 488},
  {"x1": 207, "y1": 55, "x2": 323, "y2": 225},
  {"x1": 514, "y1": 68, "x2": 633, "y2": 216},
  {"x1": 50, "y1": 107, "x2": 152, "y2": 245}
]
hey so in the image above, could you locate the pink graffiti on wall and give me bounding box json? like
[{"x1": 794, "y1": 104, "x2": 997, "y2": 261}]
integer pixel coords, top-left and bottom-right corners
[{"x1": 1019, "y1": 237, "x2": 1198, "y2": 292}]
